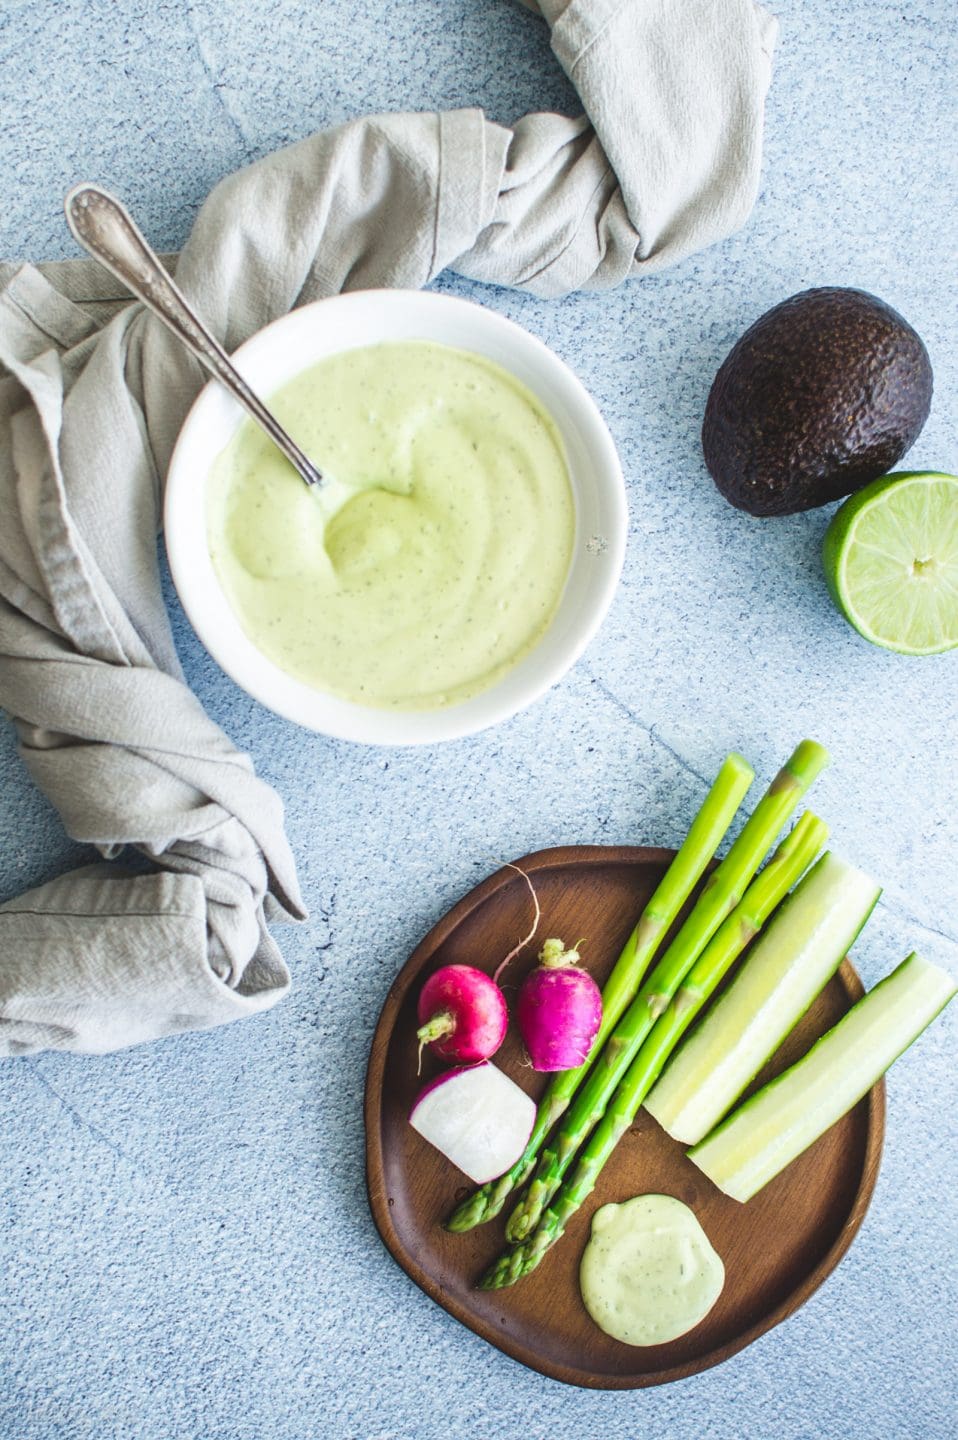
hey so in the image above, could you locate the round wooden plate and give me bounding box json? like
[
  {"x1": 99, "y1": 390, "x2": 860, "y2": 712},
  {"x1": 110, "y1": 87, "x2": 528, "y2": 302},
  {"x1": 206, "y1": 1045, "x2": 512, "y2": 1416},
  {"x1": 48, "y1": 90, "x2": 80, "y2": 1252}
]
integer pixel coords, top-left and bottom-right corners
[{"x1": 364, "y1": 846, "x2": 885, "y2": 1389}]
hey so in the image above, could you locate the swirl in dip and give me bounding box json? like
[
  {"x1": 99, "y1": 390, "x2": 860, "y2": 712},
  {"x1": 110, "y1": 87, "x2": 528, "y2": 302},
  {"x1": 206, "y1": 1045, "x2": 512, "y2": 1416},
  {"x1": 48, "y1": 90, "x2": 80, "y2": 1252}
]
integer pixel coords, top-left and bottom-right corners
[{"x1": 206, "y1": 341, "x2": 575, "y2": 711}]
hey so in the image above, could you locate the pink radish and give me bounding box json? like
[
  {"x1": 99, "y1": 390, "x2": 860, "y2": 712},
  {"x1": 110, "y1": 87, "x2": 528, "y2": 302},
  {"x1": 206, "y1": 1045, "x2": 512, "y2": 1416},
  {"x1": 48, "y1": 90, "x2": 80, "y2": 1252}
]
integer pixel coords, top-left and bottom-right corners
[
  {"x1": 516, "y1": 938, "x2": 603, "y2": 1071},
  {"x1": 416, "y1": 964, "x2": 508, "y2": 1065},
  {"x1": 409, "y1": 1062, "x2": 536, "y2": 1183}
]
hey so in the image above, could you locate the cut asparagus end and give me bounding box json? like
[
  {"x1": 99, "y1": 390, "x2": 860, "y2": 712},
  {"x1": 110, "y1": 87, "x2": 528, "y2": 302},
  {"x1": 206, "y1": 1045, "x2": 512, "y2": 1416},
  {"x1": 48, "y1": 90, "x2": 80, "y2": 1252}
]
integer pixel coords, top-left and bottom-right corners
[
  {"x1": 688, "y1": 952, "x2": 956, "y2": 1203},
  {"x1": 644, "y1": 851, "x2": 881, "y2": 1145}
]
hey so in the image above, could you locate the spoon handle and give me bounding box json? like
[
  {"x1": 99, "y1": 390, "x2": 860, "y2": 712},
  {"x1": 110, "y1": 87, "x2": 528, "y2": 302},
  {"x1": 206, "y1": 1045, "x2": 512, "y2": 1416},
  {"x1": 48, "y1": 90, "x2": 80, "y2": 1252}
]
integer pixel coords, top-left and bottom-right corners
[{"x1": 64, "y1": 184, "x2": 325, "y2": 489}]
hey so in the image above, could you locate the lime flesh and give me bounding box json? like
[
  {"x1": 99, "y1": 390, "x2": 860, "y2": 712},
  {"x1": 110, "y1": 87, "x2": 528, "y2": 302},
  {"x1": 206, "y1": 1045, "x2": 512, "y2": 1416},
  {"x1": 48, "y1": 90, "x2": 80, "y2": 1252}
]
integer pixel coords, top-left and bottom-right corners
[{"x1": 822, "y1": 471, "x2": 958, "y2": 654}]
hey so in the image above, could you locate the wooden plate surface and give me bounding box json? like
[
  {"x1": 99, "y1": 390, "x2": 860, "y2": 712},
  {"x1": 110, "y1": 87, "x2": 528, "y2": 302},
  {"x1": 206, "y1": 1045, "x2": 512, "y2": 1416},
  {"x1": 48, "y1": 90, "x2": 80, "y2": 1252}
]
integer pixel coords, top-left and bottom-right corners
[{"x1": 364, "y1": 846, "x2": 885, "y2": 1388}]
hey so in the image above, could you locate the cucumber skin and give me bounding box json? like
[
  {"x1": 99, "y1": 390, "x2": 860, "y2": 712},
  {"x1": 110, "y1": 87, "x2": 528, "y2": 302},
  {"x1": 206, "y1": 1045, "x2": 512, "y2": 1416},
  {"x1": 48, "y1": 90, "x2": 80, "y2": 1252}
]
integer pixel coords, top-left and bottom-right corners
[
  {"x1": 645, "y1": 853, "x2": 881, "y2": 1144},
  {"x1": 689, "y1": 952, "x2": 957, "y2": 1203}
]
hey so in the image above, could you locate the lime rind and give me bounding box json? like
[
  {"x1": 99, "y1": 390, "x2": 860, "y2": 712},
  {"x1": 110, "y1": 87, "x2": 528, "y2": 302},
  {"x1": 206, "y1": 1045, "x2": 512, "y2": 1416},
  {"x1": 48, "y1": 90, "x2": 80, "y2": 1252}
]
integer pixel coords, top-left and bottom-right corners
[{"x1": 823, "y1": 471, "x2": 958, "y2": 655}]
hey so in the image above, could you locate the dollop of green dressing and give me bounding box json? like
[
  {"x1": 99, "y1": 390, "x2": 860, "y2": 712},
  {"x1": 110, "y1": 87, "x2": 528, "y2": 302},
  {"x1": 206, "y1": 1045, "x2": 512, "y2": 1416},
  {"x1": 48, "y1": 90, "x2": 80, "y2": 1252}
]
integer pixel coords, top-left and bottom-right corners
[
  {"x1": 579, "y1": 1194, "x2": 725, "y2": 1347},
  {"x1": 206, "y1": 341, "x2": 575, "y2": 710}
]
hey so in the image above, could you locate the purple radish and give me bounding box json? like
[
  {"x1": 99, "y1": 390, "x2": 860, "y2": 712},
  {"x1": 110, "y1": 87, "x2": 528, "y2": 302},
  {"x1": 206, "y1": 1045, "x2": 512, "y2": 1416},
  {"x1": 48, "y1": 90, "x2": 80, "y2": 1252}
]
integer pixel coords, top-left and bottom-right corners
[
  {"x1": 409, "y1": 1062, "x2": 536, "y2": 1183},
  {"x1": 416, "y1": 964, "x2": 508, "y2": 1065},
  {"x1": 516, "y1": 938, "x2": 603, "y2": 1072}
]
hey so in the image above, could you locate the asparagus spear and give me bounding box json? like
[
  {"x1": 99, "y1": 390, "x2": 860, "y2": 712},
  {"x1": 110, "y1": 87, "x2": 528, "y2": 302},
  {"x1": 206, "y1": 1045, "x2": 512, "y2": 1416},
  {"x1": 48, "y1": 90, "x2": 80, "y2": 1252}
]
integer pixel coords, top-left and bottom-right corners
[
  {"x1": 444, "y1": 751, "x2": 754, "y2": 1233},
  {"x1": 479, "y1": 810, "x2": 828, "y2": 1290},
  {"x1": 503, "y1": 740, "x2": 828, "y2": 1244}
]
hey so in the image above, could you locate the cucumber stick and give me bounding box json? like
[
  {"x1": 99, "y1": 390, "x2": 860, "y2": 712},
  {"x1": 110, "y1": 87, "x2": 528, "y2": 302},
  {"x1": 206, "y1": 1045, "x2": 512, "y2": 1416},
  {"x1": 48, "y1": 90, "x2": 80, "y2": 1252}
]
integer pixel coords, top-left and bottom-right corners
[
  {"x1": 644, "y1": 852, "x2": 880, "y2": 1144},
  {"x1": 688, "y1": 952, "x2": 956, "y2": 1202}
]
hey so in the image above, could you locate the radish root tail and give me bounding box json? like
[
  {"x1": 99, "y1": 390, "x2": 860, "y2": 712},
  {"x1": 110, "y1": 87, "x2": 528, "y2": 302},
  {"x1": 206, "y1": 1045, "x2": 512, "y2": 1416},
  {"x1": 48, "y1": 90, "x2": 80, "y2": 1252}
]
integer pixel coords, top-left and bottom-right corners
[{"x1": 493, "y1": 862, "x2": 541, "y2": 984}]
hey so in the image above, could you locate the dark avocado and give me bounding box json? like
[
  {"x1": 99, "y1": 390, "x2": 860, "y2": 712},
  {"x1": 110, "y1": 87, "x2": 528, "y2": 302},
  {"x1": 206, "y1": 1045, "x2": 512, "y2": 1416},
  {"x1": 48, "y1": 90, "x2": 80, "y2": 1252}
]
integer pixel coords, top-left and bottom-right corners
[{"x1": 702, "y1": 287, "x2": 933, "y2": 516}]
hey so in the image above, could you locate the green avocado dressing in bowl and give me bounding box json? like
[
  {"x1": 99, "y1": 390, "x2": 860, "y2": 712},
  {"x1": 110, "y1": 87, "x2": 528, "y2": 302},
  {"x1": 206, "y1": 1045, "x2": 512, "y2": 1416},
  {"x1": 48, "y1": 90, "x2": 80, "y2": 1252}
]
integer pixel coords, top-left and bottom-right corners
[
  {"x1": 207, "y1": 342, "x2": 575, "y2": 711},
  {"x1": 165, "y1": 291, "x2": 626, "y2": 744}
]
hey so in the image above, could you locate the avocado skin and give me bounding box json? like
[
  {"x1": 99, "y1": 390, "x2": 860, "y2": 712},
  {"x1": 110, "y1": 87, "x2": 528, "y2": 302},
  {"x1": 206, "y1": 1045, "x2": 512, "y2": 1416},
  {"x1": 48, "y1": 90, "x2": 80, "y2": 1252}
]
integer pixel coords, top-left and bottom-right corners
[{"x1": 702, "y1": 288, "x2": 933, "y2": 516}]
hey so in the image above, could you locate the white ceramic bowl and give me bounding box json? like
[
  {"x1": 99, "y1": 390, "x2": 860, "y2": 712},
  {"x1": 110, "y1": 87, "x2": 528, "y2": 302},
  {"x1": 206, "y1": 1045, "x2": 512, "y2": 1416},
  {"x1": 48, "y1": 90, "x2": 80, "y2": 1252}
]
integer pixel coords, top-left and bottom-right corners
[{"x1": 164, "y1": 290, "x2": 626, "y2": 744}]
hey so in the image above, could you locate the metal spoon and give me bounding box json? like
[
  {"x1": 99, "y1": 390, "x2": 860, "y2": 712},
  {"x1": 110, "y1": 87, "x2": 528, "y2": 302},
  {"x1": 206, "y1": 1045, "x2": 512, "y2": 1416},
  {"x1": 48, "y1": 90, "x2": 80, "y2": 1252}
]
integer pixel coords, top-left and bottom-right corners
[{"x1": 64, "y1": 183, "x2": 325, "y2": 490}]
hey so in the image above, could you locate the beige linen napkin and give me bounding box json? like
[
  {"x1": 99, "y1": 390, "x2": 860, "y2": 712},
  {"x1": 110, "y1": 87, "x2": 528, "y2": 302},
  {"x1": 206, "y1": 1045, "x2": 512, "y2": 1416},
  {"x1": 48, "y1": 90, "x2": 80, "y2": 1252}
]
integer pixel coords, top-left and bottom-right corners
[{"x1": 0, "y1": 0, "x2": 777, "y2": 1056}]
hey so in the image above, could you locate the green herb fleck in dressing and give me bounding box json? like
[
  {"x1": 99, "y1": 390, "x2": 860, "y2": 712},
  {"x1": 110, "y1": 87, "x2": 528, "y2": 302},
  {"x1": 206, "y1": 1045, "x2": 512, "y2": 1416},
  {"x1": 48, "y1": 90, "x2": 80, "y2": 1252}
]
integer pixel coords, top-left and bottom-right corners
[{"x1": 207, "y1": 341, "x2": 575, "y2": 710}]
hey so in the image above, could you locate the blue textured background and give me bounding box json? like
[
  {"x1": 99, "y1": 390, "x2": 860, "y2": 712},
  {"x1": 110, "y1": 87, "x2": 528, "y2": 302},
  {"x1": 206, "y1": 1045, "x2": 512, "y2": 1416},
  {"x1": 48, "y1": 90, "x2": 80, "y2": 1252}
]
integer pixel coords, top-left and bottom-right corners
[{"x1": 1, "y1": 2, "x2": 956, "y2": 1437}]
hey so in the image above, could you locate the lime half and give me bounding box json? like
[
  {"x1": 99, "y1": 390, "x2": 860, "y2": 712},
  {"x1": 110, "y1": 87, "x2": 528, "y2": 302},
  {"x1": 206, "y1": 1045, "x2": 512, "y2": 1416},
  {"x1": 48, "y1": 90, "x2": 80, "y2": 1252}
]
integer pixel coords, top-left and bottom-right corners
[{"x1": 823, "y1": 471, "x2": 958, "y2": 655}]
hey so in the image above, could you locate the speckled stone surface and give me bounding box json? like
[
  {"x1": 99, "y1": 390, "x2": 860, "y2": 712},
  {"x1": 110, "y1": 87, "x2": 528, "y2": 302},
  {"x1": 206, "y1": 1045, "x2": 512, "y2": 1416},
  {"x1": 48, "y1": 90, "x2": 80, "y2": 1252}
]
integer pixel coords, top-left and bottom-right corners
[{"x1": 1, "y1": 2, "x2": 956, "y2": 1436}]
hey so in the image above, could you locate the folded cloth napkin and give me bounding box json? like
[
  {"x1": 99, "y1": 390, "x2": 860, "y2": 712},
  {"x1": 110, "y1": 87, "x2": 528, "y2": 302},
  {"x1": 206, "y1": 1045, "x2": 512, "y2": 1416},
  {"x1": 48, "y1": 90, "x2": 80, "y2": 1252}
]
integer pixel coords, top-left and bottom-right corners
[{"x1": 0, "y1": 0, "x2": 777, "y2": 1056}]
